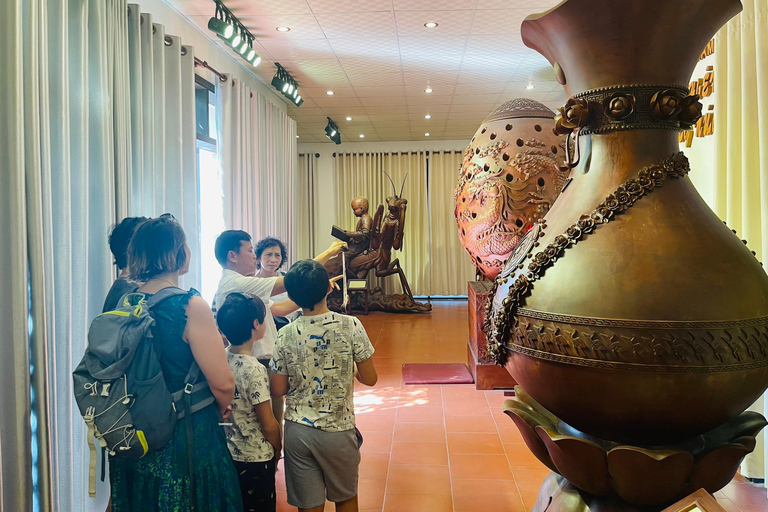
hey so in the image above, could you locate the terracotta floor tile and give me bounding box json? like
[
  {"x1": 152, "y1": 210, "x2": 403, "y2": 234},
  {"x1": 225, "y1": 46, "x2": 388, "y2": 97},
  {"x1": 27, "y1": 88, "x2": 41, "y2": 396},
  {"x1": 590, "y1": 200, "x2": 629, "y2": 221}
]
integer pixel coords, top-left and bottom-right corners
[
  {"x1": 383, "y1": 493, "x2": 453, "y2": 512},
  {"x1": 356, "y1": 413, "x2": 395, "y2": 432},
  {"x1": 358, "y1": 477, "x2": 387, "y2": 510},
  {"x1": 445, "y1": 414, "x2": 498, "y2": 433},
  {"x1": 386, "y1": 464, "x2": 452, "y2": 495},
  {"x1": 449, "y1": 453, "x2": 515, "y2": 480},
  {"x1": 443, "y1": 399, "x2": 492, "y2": 416},
  {"x1": 514, "y1": 468, "x2": 551, "y2": 509},
  {"x1": 447, "y1": 432, "x2": 504, "y2": 454},
  {"x1": 393, "y1": 422, "x2": 446, "y2": 443},
  {"x1": 359, "y1": 452, "x2": 390, "y2": 480},
  {"x1": 504, "y1": 443, "x2": 549, "y2": 469},
  {"x1": 360, "y1": 430, "x2": 394, "y2": 454},
  {"x1": 453, "y1": 491, "x2": 526, "y2": 512},
  {"x1": 390, "y1": 441, "x2": 448, "y2": 465},
  {"x1": 718, "y1": 498, "x2": 744, "y2": 512},
  {"x1": 396, "y1": 405, "x2": 444, "y2": 423}
]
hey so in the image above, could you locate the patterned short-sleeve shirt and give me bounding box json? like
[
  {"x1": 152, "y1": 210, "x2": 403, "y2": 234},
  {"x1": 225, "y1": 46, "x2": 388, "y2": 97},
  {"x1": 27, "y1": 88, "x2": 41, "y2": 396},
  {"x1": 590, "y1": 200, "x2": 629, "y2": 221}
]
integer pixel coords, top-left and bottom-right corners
[
  {"x1": 226, "y1": 349, "x2": 275, "y2": 462},
  {"x1": 271, "y1": 312, "x2": 375, "y2": 432}
]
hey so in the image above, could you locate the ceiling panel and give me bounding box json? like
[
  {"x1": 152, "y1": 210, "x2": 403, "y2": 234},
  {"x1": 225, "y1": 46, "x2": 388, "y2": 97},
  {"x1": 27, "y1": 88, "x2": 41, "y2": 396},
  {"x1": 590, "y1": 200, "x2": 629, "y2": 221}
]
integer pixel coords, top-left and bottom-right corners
[
  {"x1": 394, "y1": 11, "x2": 473, "y2": 37},
  {"x1": 175, "y1": 0, "x2": 566, "y2": 140}
]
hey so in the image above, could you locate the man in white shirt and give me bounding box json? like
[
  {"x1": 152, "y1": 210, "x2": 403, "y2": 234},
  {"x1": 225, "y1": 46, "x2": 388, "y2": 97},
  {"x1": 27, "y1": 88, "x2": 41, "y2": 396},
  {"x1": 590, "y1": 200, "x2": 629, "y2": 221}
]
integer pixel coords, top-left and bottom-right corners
[{"x1": 212, "y1": 230, "x2": 346, "y2": 430}]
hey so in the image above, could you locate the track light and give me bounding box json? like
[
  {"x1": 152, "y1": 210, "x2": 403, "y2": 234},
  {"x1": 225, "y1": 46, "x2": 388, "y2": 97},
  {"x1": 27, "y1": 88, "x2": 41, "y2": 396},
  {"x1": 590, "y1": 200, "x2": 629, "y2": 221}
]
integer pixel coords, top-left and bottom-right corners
[
  {"x1": 325, "y1": 117, "x2": 341, "y2": 144},
  {"x1": 208, "y1": 1, "x2": 261, "y2": 67},
  {"x1": 271, "y1": 63, "x2": 303, "y2": 107}
]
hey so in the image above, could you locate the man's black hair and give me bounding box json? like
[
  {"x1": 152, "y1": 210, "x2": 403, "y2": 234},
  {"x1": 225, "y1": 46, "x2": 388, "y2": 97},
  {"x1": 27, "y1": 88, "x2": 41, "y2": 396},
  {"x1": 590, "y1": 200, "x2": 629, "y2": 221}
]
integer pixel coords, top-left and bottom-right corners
[
  {"x1": 108, "y1": 217, "x2": 148, "y2": 269},
  {"x1": 255, "y1": 237, "x2": 288, "y2": 270},
  {"x1": 216, "y1": 293, "x2": 266, "y2": 346},
  {"x1": 214, "y1": 230, "x2": 252, "y2": 267},
  {"x1": 285, "y1": 260, "x2": 330, "y2": 311}
]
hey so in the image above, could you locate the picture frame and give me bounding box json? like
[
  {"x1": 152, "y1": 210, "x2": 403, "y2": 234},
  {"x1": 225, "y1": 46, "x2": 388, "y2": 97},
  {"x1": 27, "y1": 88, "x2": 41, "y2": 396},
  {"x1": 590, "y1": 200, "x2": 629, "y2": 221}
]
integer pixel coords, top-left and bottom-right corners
[{"x1": 661, "y1": 489, "x2": 727, "y2": 512}]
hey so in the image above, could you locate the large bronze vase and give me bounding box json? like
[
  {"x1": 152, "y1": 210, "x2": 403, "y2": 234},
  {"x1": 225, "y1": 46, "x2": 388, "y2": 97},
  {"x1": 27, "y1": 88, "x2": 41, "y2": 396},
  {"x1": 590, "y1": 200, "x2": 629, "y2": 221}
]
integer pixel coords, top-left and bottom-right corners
[{"x1": 488, "y1": 0, "x2": 768, "y2": 508}]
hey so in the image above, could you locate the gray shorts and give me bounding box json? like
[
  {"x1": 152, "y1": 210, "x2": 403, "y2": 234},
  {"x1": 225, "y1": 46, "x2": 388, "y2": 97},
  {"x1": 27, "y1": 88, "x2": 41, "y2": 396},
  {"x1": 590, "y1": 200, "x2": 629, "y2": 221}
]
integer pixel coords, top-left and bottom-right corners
[{"x1": 284, "y1": 420, "x2": 361, "y2": 508}]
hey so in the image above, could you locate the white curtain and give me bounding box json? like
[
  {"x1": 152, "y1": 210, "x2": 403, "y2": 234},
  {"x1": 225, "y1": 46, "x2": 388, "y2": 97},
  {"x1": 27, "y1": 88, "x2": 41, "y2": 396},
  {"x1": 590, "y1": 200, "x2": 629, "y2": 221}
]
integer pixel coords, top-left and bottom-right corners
[
  {"x1": 218, "y1": 78, "x2": 299, "y2": 263},
  {"x1": 428, "y1": 151, "x2": 476, "y2": 295},
  {"x1": 297, "y1": 153, "x2": 319, "y2": 260},
  {"x1": 1, "y1": 1, "x2": 201, "y2": 510},
  {"x1": 711, "y1": 0, "x2": 768, "y2": 483},
  {"x1": 124, "y1": 6, "x2": 200, "y2": 289},
  {"x1": 334, "y1": 152, "x2": 430, "y2": 295}
]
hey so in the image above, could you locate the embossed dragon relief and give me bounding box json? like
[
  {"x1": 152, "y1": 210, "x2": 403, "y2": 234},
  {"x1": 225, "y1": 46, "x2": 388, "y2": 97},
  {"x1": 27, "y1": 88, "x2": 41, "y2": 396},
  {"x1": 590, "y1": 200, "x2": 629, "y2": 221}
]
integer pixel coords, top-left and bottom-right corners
[
  {"x1": 512, "y1": 315, "x2": 768, "y2": 367},
  {"x1": 454, "y1": 137, "x2": 568, "y2": 278}
]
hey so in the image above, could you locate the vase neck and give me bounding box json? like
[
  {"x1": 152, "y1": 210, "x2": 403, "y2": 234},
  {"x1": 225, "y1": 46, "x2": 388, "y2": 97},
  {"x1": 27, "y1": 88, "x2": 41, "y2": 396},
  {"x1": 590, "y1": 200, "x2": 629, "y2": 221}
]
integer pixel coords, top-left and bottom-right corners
[{"x1": 577, "y1": 131, "x2": 681, "y2": 187}]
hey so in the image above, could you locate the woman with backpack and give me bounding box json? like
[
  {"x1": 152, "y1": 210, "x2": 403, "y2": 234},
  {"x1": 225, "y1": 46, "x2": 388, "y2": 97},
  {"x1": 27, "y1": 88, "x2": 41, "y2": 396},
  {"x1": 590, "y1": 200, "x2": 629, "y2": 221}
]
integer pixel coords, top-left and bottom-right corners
[{"x1": 109, "y1": 216, "x2": 241, "y2": 511}]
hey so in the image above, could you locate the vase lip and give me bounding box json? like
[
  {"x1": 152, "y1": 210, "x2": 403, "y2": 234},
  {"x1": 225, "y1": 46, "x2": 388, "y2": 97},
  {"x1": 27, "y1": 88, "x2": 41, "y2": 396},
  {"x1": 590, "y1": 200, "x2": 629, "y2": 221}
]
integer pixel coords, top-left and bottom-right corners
[{"x1": 521, "y1": 0, "x2": 742, "y2": 97}]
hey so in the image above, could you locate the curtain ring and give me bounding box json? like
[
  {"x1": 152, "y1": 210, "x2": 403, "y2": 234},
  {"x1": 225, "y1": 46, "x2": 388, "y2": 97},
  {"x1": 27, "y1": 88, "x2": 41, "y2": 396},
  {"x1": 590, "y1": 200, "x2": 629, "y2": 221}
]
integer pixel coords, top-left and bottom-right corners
[
  {"x1": 219, "y1": 75, "x2": 228, "y2": 83},
  {"x1": 152, "y1": 24, "x2": 156, "y2": 34},
  {"x1": 164, "y1": 35, "x2": 173, "y2": 46},
  {"x1": 127, "y1": 5, "x2": 131, "y2": 16},
  {"x1": 181, "y1": 46, "x2": 187, "y2": 56}
]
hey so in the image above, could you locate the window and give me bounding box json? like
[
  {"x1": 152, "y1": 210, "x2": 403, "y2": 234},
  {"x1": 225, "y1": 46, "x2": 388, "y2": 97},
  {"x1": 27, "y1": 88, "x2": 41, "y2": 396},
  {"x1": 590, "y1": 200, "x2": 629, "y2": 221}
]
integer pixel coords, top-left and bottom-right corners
[{"x1": 196, "y1": 75, "x2": 225, "y2": 303}]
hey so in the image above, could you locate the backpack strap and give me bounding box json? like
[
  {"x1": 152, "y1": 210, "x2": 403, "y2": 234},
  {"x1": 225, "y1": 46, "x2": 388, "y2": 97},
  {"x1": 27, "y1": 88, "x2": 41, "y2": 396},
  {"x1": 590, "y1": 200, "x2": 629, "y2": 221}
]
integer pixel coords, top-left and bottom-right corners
[{"x1": 146, "y1": 286, "x2": 188, "y2": 307}]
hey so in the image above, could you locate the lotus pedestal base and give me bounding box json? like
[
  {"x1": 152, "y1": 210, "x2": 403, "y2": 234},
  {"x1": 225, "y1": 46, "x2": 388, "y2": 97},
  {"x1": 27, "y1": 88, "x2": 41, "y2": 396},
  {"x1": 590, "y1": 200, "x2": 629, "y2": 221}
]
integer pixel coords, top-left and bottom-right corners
[{"x1": 505, "y1": 387, "x2": 766, "y2": 510}]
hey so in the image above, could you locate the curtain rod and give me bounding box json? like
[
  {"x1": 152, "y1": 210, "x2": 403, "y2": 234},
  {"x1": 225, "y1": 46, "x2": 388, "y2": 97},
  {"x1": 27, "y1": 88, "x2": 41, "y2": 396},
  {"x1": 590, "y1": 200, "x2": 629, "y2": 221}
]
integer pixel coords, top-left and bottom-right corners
[{"x1": 194, "y1": 57, "x2": 228, "y2": 83}]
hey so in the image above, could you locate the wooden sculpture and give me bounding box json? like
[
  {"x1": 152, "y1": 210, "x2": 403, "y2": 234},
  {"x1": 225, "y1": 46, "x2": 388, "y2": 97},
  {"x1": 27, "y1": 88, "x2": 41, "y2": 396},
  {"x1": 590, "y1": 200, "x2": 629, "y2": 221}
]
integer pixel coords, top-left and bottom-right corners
[{"x1": 326, "y1": 175, "x2": 430, "y2": 313}]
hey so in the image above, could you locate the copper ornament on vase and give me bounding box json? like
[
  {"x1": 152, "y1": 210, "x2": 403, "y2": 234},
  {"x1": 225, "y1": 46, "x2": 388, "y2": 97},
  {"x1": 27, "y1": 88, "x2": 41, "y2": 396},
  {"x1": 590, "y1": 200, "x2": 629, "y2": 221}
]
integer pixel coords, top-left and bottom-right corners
[
  {"x1": 455, "y1": 99, "x2": 569, "y2": 279},
  {"x1": 486, "y1": 0, "x2": 768, "y2": 510}
]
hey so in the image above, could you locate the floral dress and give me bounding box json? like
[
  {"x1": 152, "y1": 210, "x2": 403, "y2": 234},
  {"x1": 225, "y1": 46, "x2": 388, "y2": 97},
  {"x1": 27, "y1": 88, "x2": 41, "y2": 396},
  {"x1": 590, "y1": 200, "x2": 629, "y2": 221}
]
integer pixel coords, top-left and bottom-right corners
[{"x1": 109, "y1": 289, "x2": 242, "y2": 512}]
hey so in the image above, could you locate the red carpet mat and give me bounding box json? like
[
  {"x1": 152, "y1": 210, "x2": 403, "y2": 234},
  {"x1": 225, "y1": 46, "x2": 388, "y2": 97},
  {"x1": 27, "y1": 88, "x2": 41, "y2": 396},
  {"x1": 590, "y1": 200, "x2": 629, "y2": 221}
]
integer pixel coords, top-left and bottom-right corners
[{"x1": 402, "y1": 363, "x2": 474, "y2": 385}]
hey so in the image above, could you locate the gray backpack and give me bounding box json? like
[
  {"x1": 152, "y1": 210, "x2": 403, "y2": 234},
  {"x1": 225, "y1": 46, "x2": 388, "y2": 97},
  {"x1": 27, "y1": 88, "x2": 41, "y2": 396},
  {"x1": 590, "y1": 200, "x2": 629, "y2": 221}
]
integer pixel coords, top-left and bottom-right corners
[{"x1": 73, "y1": 287, "x2": 214, "y2": 498}]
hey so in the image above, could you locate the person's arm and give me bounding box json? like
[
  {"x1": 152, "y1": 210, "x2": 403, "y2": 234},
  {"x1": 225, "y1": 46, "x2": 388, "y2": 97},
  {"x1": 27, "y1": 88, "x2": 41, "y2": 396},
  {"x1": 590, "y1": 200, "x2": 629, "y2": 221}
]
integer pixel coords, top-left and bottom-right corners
[
  {"x1": 183, "y1": 296, "x2": 235, "y2": 415},
  {"x1": 254, "y1": 401, "x2": 281, "y2": 453},
  {"x1": 355, "y1": 357, "x2": 378, "y2": 386},
  {"x1": 313, "y1": 240, "x2": 347, "y2": 266},
  {"x1": 270, "y1": 372, "x2": 289, "y2": 397},
  {"x1": 270, "y1": 299, "x2": 300, "y2": 317}
]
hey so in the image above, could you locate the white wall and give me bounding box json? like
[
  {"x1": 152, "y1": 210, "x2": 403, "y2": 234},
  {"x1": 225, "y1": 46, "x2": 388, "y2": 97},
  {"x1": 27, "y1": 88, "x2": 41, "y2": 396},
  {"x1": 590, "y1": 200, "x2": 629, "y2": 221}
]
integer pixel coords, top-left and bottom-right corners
[
  {"x1": 297, "y1": 139, "x2": 470, "y2": 251},
  {"x1": 139, "y1": 0, "x2": 287, "y2": 112}
]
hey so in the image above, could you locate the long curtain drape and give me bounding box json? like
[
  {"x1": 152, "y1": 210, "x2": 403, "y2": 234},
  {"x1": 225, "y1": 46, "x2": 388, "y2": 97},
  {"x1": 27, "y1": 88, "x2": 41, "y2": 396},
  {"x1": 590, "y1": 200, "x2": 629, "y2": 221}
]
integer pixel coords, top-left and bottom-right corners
[
  {"x1": 335, "y1": 152, "x2": 430, "y2": 295},
  {"x1": 428, "y1": 151, "x2": 476, "y2": 295},
  {"x1": 218, "y1": 78, "x2": 299, "y2": 263},
  {"x1": 710, "y1": 0, "x2": 768, "y2": 483},
  {"x1": 1, "y1": 1, "x2": 201, "y2": 510},
  {"x1": 297, "y1": 153, "x2": 319, "y2": 260}
]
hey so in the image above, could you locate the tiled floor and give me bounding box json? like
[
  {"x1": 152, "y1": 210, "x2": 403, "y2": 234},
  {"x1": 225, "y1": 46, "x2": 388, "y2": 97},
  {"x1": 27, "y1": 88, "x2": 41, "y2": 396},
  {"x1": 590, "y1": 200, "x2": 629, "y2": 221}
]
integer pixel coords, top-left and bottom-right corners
[{"x1": 275, "y1": 301, "x2": 768, "y2": 512}]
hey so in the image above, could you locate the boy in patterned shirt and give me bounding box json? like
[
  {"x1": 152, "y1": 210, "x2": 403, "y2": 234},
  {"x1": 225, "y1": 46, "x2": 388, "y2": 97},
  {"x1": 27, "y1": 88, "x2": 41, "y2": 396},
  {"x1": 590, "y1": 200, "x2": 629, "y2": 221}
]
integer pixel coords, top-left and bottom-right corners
[
  {"x1": 217, "y1": 293, "x2": 282, "y2": 512},
  {"x1": 271, "y1": 260, "x2": 378, "y2": 512}
]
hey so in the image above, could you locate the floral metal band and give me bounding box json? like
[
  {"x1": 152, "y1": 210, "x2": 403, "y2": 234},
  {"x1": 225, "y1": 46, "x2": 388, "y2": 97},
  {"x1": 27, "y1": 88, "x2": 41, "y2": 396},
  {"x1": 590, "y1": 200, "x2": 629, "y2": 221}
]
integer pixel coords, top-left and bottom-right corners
[
  {"x1": 485, "y1": 152, "x2": 691, "y2": 366},
  {"x1": 553, "y1": 84, "x2": 703, "y2": 136}
]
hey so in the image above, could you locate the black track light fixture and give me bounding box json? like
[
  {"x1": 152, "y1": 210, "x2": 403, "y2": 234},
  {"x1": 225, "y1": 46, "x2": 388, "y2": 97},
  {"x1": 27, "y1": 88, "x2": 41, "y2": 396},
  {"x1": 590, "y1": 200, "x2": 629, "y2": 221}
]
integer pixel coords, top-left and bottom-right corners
[
  {"x1": 271, "y1": 63, "x2": 303, "y2": 107},
  {"x1": 208, "y1": 1, "x2": 261, "y2": 68},
  {"x1": 325, "y1": 117, "x2": 341, "y2": 144}
]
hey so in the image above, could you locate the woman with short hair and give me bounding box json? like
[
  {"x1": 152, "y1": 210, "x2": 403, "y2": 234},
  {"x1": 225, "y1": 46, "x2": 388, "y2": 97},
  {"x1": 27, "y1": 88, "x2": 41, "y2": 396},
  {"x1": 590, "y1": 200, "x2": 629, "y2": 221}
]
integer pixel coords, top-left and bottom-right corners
[{"x1": 109, "y1": 215, "x2": 241, "y2": 511}]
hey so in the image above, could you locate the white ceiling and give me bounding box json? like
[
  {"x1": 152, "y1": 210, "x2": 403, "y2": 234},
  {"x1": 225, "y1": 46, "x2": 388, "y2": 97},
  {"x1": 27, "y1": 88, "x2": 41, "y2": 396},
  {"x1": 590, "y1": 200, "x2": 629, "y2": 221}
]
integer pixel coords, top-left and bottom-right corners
[{"x1": 171, "y1": 0, "x2": 568, "y2": 142}]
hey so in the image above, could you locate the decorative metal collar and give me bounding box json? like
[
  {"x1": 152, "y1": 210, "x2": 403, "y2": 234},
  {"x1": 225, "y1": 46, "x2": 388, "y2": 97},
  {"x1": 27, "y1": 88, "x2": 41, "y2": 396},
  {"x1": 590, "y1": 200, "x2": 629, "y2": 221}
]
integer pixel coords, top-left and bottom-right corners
[{"x1": 553, "y1": 84, "x2": 703, "y2": 136}]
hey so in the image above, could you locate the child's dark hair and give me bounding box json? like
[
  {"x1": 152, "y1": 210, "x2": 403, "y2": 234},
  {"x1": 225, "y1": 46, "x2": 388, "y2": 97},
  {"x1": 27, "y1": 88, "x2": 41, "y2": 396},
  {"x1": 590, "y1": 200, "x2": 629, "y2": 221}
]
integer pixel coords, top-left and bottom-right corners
[
  {"x1": 214, "y1": 230, "x2": 252, "y2": 267},
  {"x1": 109, "y1": 217, "x2": 148, "y2": 269},
  {"x1": 255, "y1": 237, "x2": 288, "y2": 270},
  {"x1": 216, "y1": 293, "x2": 267, "y2": 346},
  {"x1": 285, "y1": 260, "x2": 329, "y2": 311}
]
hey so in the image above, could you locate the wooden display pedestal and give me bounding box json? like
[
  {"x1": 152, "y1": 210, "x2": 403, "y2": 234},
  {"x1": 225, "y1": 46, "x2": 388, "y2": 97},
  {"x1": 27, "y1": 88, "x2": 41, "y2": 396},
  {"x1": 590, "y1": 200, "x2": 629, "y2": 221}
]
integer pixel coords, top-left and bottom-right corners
[{"x1": 467, "y1": 281, "x2": 516, "y2": 390}]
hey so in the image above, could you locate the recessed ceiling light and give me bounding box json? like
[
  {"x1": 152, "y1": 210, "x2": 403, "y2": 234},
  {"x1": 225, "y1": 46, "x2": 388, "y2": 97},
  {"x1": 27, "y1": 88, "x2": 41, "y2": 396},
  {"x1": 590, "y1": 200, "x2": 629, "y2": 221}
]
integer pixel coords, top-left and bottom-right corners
[
  {"x1": 425, "y1": 87, "x2": 433, "y2": 93},
  {"x1": 424, "y1": 22, "x2": 438, "y2": 28},
  {"x1": 425, "y1": 132, "x2": 430, "y2": 136},
  {"x1": 424, "y1": 114, "x2": 431, "y2": 119},
  {"x1": 359, "y1": 134, "x2": 365, "y2": 138},
  {"x1": 296, "y1": 135, "x2": 300, "y2": 138},
  {"x1": 526, "y1": 84, "x2": 535, "y2": 90},
  {"x1": 346, "y1": 116, "x2": 352, "y2": 121},
  {"x1": 276, "y1": 27, "x2": 291, "y2": 32},
  {"x1": 326, "y1": 90, "x2": 334, "y2": 95}
]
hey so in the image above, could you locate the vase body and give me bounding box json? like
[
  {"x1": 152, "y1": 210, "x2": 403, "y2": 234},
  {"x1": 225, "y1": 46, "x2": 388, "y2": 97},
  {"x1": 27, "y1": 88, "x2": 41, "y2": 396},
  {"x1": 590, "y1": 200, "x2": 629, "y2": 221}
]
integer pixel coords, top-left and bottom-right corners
[{"x1": 491, "y1": 0, "x2": 768, "y2": 446}]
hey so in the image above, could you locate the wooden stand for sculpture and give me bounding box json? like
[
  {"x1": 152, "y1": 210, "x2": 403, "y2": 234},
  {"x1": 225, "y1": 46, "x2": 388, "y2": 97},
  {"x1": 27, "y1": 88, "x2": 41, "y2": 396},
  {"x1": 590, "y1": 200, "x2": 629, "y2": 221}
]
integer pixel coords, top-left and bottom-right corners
[{"x1": 467, "y1": 281, "x2": 516, "y2": 390}]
